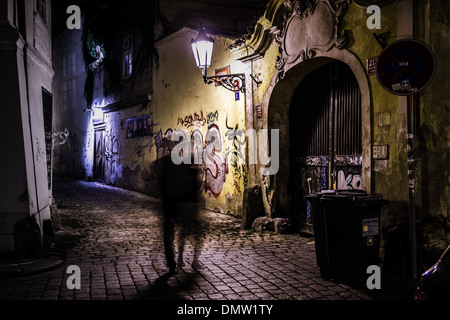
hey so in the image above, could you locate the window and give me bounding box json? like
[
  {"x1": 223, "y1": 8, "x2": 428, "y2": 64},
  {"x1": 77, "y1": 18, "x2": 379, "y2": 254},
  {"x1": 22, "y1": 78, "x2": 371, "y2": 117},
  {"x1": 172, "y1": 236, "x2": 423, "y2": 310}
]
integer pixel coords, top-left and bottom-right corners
[
  {"x1": 36, "y1": 0, "x2": 47, "y2": 22},
  {"x1": 123, "y1": 35, "x2": 133, "y2": 78}
]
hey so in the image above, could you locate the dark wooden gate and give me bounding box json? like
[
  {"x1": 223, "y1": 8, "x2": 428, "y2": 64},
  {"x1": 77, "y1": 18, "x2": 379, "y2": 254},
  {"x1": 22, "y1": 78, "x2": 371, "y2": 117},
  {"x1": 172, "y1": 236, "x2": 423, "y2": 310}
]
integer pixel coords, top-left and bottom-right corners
[
  {"x1": 290, "y1": 60, "x2": 362, "y2": 225},
  {"x1": 94, "y1": 129, "x2": 105, "y2": 181}
]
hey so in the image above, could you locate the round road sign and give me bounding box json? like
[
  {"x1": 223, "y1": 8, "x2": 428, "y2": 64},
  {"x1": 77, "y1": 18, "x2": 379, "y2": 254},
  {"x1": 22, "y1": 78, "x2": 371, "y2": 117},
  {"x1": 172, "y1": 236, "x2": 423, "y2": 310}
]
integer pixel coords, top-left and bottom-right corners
[{"x1": 376, "y1": 39, "x2": 436, "y2": 96}]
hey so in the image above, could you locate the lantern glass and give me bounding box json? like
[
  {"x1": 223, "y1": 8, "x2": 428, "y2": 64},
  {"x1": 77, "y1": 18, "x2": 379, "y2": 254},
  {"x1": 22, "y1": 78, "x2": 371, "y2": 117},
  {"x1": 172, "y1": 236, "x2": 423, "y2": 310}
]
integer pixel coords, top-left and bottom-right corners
[{"x1": 191, "y1": 29, "x2": 214, "y2": 69}]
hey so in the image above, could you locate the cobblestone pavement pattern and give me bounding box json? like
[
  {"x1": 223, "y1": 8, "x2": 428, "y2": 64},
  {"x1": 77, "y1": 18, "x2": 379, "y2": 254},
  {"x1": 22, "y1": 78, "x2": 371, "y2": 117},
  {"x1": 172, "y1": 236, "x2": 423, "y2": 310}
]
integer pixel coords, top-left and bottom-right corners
[{"x1": 0, "y1": 180, "x2": 373, "y2": 300}]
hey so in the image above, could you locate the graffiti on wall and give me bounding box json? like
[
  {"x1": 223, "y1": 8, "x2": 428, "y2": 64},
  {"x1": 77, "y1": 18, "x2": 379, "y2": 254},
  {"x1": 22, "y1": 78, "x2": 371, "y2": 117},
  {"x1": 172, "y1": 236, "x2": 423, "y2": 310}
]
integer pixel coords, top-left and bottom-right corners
[
  {"x1": 53, "y1": 128, "x2": 70, "y2": 149},
  {"x1": 157, "y1": 122, "x2": 229, "y2": 198},
  {"x1": 104, "y1": 130, "x2": 119, "y2": 178},
  {"x1": 53, "y1": 128, "x2": 80, "y2": 153},
  {"x1": 203, "y1": 124, "x2": 228, "y2": 197},
  {"x1": 105, "y1": 131, "x2": 119, "y2": 164},
  {"x1": 225, "y1": 118, "x2": 247, "y2": 196},
  {"x1": 155, "y1": 129, "x2": 174, "y2": 159},
  {"x1": 133, "y1": 137, "x2": 153, "y2": 162},
  {"x1": 177, "y1": 111, "x2": 206, "y2": 128},
  {"x1": 206, "y1": 110, "x2": 219, "y2": 125},
  {"x1": 337, "y1": 170, "x2": 363, "y2": 190},
  {"x1": 154, "y1": 109, "x2": 255, "y2": 199},
  {"x1": 35, "y1": 136, "x2": 45, "y2": 164}
]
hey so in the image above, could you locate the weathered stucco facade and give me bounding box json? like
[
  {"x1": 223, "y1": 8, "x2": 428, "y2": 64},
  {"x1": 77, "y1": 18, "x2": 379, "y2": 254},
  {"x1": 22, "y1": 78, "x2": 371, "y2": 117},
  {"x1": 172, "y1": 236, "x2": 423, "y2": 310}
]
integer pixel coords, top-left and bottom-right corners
[{"x1": 225, "y1": 0, "x2": 449, "y2": 269}]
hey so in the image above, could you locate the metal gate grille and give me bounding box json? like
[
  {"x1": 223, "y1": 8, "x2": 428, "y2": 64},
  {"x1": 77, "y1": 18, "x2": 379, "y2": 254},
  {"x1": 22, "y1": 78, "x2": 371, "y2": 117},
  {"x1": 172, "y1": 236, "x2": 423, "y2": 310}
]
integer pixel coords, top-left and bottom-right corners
[{"x1": 289, "y1": 60, "x2": 362, "y2": 224}]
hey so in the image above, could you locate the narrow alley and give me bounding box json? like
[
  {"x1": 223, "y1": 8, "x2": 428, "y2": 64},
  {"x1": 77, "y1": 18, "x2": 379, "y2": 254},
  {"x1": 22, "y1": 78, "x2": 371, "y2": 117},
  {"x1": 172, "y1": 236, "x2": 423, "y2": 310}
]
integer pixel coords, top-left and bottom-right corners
[{"x1": 0, "y1": 179, "x2": 376, "y2": 301}]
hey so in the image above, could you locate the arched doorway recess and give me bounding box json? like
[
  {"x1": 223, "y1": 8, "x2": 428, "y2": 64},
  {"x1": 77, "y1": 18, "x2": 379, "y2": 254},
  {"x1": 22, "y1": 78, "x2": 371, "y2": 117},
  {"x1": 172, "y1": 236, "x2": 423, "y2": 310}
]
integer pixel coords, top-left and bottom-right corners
[
  {"x1": 261, "y1": 50, "x2": 371, "y2": 229},
  {"x1": 289, "y1": 60, "x2": 363, "y2": 226}
]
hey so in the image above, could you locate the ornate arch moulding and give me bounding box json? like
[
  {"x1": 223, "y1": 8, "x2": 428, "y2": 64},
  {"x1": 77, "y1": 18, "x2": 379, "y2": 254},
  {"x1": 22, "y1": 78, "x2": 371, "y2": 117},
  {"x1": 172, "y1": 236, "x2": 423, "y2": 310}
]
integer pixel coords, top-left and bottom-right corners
[
  {"x1": 229, "y1": 0, "x2": 287, "y2": 62},
  {"x1": 230, "y1": 0, "x2": 351, "y2": 75},
  {"x1": 271, "y1": 0, "x2": 351, "y2": 82}
]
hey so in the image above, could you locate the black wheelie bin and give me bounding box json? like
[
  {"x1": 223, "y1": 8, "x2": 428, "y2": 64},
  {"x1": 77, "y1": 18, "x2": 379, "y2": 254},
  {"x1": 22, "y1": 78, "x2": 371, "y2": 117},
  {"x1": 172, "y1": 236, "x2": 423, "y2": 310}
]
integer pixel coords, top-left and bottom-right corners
[{"x1": 306, "y1": 190, "x2": 388, "y2": 287}]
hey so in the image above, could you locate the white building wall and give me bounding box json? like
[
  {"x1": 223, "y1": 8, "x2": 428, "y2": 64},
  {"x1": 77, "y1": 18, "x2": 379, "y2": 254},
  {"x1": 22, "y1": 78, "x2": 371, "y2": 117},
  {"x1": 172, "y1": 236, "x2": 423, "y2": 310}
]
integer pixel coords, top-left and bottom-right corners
[{"x1": 0, "y1": 0, "x2": 54, "y2": 254}]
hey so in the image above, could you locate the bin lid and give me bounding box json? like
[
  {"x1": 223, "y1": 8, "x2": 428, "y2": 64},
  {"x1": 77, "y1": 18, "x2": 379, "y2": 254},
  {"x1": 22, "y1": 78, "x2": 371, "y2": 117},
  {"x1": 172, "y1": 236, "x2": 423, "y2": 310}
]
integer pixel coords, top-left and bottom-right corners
[
  {"x1": 306, "y1": 190, "x2": 387, "y2": 205},
  {"x1": 336, "y1": 189, "x2": 368, "y2": 196},
  {"x1": 305, "y1": 190, "x2": 337, "y2": 201},
  {"x1": 320, "y1": 193, "x2": 388, "y2": 206}
]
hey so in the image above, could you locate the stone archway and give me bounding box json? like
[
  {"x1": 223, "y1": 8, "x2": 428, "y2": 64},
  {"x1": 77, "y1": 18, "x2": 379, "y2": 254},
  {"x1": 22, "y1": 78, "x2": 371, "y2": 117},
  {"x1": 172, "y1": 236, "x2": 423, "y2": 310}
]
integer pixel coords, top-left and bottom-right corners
[
  {"x1": 260, "y1": 47, "x2": 372, "y2": 221},
  {"x1": 232, "y1": 0, "x2": 373, "y2": 221}
]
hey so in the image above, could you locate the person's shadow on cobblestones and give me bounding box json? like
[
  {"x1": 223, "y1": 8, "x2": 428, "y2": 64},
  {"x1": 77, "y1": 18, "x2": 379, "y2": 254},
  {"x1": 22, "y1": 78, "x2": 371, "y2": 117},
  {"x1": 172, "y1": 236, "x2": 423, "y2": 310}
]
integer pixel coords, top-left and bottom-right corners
[
  {"x1": 139, "y1": 270, "x2": 199, "y2": 300},
  {"x1": 156, "y1": 154, "x2": 205, "y2": 275}
]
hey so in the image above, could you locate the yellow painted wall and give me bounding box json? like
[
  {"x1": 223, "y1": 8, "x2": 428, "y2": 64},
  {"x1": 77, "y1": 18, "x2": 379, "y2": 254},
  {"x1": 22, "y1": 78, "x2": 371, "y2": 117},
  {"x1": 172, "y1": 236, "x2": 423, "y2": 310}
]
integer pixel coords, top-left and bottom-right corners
[
  {"x1": 245, "y1": 1, "x2": 411, "y2": 217},
  {"x1": 153, "y1": 28, "x2": 248, "y2": 215}
]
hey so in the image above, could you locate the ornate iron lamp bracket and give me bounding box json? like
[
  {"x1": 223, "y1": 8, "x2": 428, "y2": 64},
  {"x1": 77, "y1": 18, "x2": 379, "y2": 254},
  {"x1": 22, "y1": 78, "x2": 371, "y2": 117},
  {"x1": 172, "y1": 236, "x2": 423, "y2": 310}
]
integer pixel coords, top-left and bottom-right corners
[{"x1": 203, "y1": 73, "x2": 246, "y2": 93}]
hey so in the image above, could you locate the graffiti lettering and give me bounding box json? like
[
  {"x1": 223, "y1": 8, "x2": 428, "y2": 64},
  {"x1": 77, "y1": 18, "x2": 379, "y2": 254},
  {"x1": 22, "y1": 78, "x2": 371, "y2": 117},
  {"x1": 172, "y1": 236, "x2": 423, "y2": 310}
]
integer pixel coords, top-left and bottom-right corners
[
  {"x1": 206, "y1": 110, "x2": 219, "y2": 124},
  {"x1": 155, "y1": 129, "x2": 173, "y2": 160},
  {"x1": 337, "y1": 170, "x2": 363, "y2": 190},
  {"x1": 204, "y1": 124, "x2": 228, "y2": 197},
  {"x1": 35, "y1": 136, "x2": 45, "y2": 164},
  {"x1": 133, "y1": 137, "x2": 153, "y2": 162},
  {"x1": 53, "y1": 128, "x2": 70, "y2": 149},
  {"x1": 225, "y1": 119, "x2": 247, "y2": 196},
  {"x1": 225, "y1": 118, "x2": 246, "y2": 166},
  {"x1": 105, "y1": 132, "x2": 119, "y2": 164},
  {"x1": 177, "y1": 111, "x2": 206, "y2": 128}
]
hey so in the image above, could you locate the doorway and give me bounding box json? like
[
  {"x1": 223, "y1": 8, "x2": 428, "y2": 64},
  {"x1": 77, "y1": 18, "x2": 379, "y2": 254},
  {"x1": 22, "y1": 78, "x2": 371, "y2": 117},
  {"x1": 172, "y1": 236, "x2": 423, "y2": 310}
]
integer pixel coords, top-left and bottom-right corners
[
  {"x1": 289, "y1": 60, "x2": 362, "y2": 225},
  {"x1": 94, "y1": 129, "x2": 105, "y2": 181}
]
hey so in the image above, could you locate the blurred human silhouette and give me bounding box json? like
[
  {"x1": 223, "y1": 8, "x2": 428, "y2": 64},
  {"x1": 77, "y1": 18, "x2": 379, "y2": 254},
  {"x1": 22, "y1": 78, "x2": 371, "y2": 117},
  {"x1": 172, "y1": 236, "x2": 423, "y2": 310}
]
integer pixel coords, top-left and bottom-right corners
[{"x1": 156, "y1": 153, "x2": 203, "y2": 274}]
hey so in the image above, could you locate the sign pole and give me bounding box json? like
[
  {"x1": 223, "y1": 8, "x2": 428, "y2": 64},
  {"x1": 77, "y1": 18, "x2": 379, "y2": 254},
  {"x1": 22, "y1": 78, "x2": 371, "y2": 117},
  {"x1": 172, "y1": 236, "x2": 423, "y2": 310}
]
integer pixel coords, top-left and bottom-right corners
[{"x1": 376, "y1": 39, "x2": 436, "y2": 280}]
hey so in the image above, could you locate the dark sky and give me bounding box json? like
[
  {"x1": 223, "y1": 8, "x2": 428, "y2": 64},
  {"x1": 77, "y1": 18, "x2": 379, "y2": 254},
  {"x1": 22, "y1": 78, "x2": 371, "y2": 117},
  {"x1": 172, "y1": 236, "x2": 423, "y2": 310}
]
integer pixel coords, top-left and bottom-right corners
[{"x1": 52, "y1": 0, "x2": 268, "y2": 39}]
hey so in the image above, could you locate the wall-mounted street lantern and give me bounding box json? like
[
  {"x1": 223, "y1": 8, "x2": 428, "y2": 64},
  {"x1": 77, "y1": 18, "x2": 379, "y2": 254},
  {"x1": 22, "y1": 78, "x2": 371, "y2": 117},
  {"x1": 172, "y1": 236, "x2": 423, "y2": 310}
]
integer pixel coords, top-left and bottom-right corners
[{"x1": 191, "y1": 27, "x2": 260, "y2": 93}]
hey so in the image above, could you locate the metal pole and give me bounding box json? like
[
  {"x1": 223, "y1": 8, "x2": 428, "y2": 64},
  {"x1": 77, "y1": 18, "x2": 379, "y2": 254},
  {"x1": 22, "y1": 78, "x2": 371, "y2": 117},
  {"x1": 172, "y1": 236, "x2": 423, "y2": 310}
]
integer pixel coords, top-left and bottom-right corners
[{"x1": 407, "y1": 94, "x2": 417, "y2": 279}]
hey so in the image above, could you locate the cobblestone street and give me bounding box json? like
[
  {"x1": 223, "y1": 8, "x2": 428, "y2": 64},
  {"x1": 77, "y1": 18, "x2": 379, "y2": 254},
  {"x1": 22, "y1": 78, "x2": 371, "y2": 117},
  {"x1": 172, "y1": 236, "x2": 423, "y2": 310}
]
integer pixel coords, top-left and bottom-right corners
[{"x1": 0, "y1": 180, "x2": 377, "y2": 301}]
